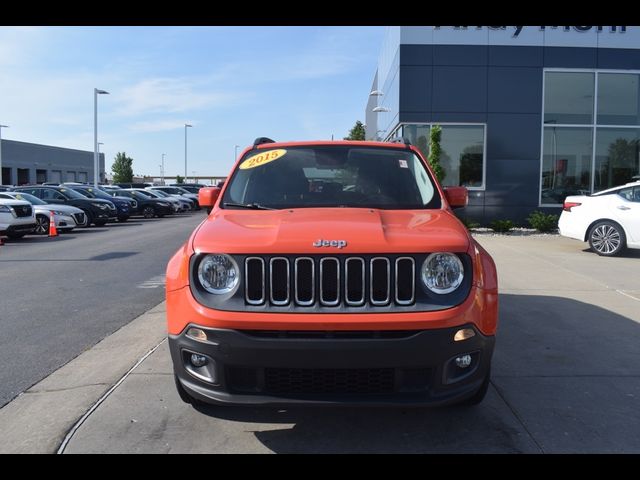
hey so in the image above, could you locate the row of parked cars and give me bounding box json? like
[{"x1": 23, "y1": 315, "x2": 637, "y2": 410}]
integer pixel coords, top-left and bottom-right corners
[{"x1": 0, "y1": 183, "x2": 207, "y2": 240}]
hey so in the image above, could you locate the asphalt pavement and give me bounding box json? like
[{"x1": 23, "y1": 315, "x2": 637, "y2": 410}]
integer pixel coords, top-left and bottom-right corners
[
  {"x1": 58, "y1": 233, "x2": 640, "y2": 453},
  {"x1": 0, "y1": 212, "x2": 205, "y2": 407}
]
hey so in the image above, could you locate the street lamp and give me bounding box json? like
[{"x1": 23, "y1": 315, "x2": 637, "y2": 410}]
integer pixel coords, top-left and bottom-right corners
[
  {"x1": 370, "y1": 90, "x2": 384, "y2": 96},
  {"x1": 161, "y1": 153, "x2": 166, "y2": 185},
  {"x1": 372, "y1": 106, "x2": 390, "y2": 113},
  {"x1": 0, "y1": 124, "x2": 8, "y2": 185},
  {"x1": 234, "y1": 144, "x2": 240, "y2": 161},
  {"x1": 97, "y1": 142, "x2": 104, "y2": 185},
  {"x1": 184, "y1": 123, "x2": 192, "y2": 183},
  {"x1": 94, "y1": 88, "x2": 109, "y2": 187}
]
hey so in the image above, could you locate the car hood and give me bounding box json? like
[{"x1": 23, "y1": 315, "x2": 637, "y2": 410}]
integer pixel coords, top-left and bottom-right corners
[
  {"x1": 35, "y1": 204, "x2": 84, "y2": 214},
  {"x1": 193, "y1": 208, "x2": 470, "y2": 254}
]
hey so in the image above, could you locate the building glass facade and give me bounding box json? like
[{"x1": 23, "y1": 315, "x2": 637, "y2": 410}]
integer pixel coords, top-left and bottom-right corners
[{"x1": 366, "y1": 26, "x2": 640, "y2": 224}]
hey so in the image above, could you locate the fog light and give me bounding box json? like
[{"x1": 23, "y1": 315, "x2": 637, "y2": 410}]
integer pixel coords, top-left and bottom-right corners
[
  {"x1": 454, "y1": 328, "x2": 476, "y2": 342},
  {"x1": 455, "y1": 354, "x2": 472, "y2": 369},
  {"x1": 186, "y1": 327, "x2": 207, "y2": 342},
  {"x1": 190, "y1": 354, "x2": 208, "y2": 367}
]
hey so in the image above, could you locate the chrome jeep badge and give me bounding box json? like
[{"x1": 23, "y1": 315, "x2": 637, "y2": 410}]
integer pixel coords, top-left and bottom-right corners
[{"x1": 313, "y1": 239, "x2": 347, "y2": 249}]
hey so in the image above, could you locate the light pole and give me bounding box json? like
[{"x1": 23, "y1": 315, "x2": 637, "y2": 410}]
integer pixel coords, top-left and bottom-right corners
[
  {"x1": 94, "y1": 88, "x2": 109, "y2": 187},
  {"x1": 184, "y1": 123, "x2": 192, "y2": 183},
  {"x1": 161, "y1": 153, "x2": 166, "y2": 185},
  {"x1": 234, "y1": 144, "x2": 240, "y2": 161},
  {"x1": 97, "y1": 142, "x2": 103, "y2": 185},
  {"x1": 0, "y1": 124, "x2": 8, "y2": 185}
]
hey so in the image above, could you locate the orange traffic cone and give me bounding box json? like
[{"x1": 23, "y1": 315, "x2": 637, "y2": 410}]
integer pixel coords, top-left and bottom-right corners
[{"x1": 49, "y1": 211, "x2": 59, "y2": 237}]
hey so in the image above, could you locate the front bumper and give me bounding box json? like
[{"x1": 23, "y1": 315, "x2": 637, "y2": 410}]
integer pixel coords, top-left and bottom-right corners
[
  {"x1": 170, "y1": 324, "x2": 494, "y2": 406},
  {"x1": 55, "y1": 214, "x2": 76, "y2": 230},
  {"x1": 0, "y1": 222, "x2": 36, "y2": 235}
]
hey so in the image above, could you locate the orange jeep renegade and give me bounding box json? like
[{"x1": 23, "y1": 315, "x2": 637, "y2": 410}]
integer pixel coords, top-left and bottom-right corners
[{"x1": 166, "y1": 138, "x2": 498, "y2": 407}]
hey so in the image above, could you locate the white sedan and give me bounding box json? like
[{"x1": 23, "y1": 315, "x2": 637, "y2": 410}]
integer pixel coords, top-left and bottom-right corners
[{"x1": 559, "y1": 181, "x2": 640, "y2": 256}]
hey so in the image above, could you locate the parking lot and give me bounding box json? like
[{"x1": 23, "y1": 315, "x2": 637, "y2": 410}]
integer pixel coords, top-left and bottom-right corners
[
  {"x1": 6, "y1": 233, "x2": 635, "y2": 454},
  {"x1": 0, "y1": 211, "x2": 206, "y2": 408}
]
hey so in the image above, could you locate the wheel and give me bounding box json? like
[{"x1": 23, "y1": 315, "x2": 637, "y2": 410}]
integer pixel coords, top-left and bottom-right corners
[
  {"x1": 6, "y1": 232, "x2": 27, "y2": 239},
  {"x1": 142, "y1": 206, "x2": 155, "y2": 219},
  {"x1": 588, "y1": 220, "x2": 626, "y2": 257},
  {"x1": 174, "y1": 375, "x2": 206, "y2": 407},
  {"x1": 457, "y1": 369, "x2": 491, "y2": 406},
  {"x1": 34, "y1": 214, "x2": 50, "y2": 235}
]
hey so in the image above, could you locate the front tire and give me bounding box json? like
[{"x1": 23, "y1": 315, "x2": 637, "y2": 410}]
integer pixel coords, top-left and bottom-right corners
[
  {"x1": 34, "y1": 214, "x2": 50, "y2": 235},
  {"x1": 588, "y1": 221, "x2": 626, "y2": 257},
  {"x1": 142, "y1": 206, "x2": 155, "y2": 219}
]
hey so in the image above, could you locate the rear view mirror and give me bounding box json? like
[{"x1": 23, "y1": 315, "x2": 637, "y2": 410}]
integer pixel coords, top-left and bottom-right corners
[
  {"x1": 444, "y1": 187, "x2": 468, "y2": 209},
  {"x1": 199, "y1": 187, "x2": 221, "y2": 208}
]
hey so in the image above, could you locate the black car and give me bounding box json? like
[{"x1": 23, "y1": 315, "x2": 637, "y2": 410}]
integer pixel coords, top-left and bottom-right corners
[
  {"x1": 65, "y1": 185, "x2": 134, "y2": 222},
  {"x1": 106, "y1": 189, "x2": 173, "y2": 218},
  {"x1": 12, "y1": 185, "x2": 117, "y2": 226}
]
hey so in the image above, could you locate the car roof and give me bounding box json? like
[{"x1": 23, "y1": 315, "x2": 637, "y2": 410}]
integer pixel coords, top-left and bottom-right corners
[
  {"x1": 593, "y1": 180, "x2": 640, "y2": 196},
  {"x1": 0, "y1": 198, "x2": 30, "y2": 205}
]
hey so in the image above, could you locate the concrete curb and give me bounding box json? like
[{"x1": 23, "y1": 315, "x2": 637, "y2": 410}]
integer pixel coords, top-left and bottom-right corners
[{"x1": 0, "y1": 301, "x2": 167, "y2": 454}]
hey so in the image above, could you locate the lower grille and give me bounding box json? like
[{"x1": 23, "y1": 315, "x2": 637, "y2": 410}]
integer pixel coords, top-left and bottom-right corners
[{"x1": 264, "y1": 368, "x2": 395, "y2": 395}]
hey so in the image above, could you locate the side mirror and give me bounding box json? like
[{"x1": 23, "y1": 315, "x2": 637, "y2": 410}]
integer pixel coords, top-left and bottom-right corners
[
  {"x1": 444, "y1": 186, "x2": 468, "y2": 209},
  {"x1": 199, "y1": 187, "x2": 221, "y2": 208}
]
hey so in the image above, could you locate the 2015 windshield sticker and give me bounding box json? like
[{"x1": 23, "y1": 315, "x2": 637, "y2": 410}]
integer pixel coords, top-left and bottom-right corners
[{"x1": 239, "y1": 149, "x2": 287, "y2": 170}]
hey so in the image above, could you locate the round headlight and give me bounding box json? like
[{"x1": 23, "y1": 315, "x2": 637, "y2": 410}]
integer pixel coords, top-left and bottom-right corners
[
  {"x1": 421, "y1": 253, "x2": 464, "y2": 294},
  {"x1": 197, "y1": 254, "x2": 239, "y2": 294}
]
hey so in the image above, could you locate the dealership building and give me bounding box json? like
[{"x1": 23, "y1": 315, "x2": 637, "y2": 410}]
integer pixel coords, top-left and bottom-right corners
[
  {"x1": 0, "y1": 139, "x2": 105, "y2": 186},
  {"x1": 365, "y1": 26, "x2": 640, "y2": 223}
]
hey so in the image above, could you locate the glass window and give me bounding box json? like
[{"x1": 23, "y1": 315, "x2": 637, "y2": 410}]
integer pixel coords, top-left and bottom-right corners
[
  {"x1": 544, "y1": 72, "x2": 595, "y2": 125},
  {"x1": 439, "y1": 126, "x2": 485, "y2": 188},
  {"x1": 41, "y1": 189, "x2": 66, "y2": 201},
  {"x1": 222, "y1": 145, "x2": 441, "y2": 210},
  {"x1": 597, "y1": 74, "x2": 640, "y2": 126},
  {"x1": 402, "y1": 125, "x2": 430, "y2": 158},
  {"x1": 617, "y1": 187, "x2": 634, "y2": 201},
  {"x1": 594, "y1": 128, "x2": 640, "y2": 192},
  {"x1": 541, "y1": 127, "x2": 593, "y2": 204}
]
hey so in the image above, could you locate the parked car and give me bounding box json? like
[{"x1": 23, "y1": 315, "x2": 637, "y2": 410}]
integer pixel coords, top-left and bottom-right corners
[
  {"x1": 114, "y1": 182, "x2": 154, "y2": 189},
  {"x1": 0, "y1": 198, "x2": 36, "y2": 239},
  {"x1": 559, "y1": 180, "x2": 640, "y2": 256},
  {"x1": 65, "y1": 185, "x2": 134, "y2": 222},
  {"x1": 12, "y1": 186, "x2": 117, "y2": 227},
  {"x1": 148, "y1": 186, "x2": 200, "y2": 210},
  {"x1": 167, "y1": 138, "x2": 498, "y2": 408},
  {"x1": 105, "y1": 189, "x2": 173, "y2": 218},
  {"x1": 0, "y1": 191, "x2": 85, "y2": 234},
  {"x1": 0, "y1": 185, "x2": 15, "y2": 192},
  {"x1": 172, "y1": 185, "x2": 202, "y2": 194},
  {"x1": 134, "y1": 189, "x2": 185, "y2": 213}
]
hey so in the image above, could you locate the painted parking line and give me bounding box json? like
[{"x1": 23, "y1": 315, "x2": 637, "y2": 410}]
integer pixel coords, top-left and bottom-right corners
[{"x1": 137, "y1": 275, "x2": 166, "y2": 289}]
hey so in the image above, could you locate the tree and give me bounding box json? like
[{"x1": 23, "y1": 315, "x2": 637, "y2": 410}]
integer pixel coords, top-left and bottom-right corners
[
  {"x1": 428, "y1": 125, "x2": 445, "y2": 183},
  {"x1": 111, "y1": 152, "x2": 134, "y2": 183},
  {"x1": 344, "y1": 120, "x2": 366, "y2": 141},
  {"x1": 175, "y1": 175, "x2": 184, "y2": 184}
]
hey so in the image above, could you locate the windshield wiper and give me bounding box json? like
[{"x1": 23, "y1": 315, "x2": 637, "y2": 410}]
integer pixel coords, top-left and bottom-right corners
[{"x1": 223, "y1": 202, "x2": 276, "y2": 210}]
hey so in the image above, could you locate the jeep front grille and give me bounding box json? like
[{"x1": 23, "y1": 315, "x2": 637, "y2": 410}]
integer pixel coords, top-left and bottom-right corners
[{"x1": 244, "y1": 256, "x2": 415, "y2": 308}]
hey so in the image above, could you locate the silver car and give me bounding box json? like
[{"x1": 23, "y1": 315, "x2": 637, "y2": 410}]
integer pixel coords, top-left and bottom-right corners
[
  {"x1": 143, "y1": 188, "x2": 191, "y2": 212},
  {"x1": 0, "y1": 191, "x2": 86, "y2": 234}
]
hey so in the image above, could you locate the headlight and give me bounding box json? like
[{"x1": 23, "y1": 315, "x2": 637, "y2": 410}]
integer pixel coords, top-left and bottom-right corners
[
  {"x1": 421, "y1": 253, "x2": 464, "y2": 294},
  {"x1": 197, "y1": 254, "x2": 239, "y2": 294},
  {"x1": 0, "y1": 205, "x2": 11, "y2": 213},
  {"x1": 91, "y1": 202, "x2": 108, "y2": 209},
  {"x1": 52, "y1": 210, "x2": 67, "y2": 216}
]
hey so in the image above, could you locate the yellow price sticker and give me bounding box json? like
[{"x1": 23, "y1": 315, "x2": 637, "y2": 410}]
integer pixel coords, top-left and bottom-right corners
[
  {"x1": 15, "y1": 194, "x2": 23, "y2": 200},
  {"x1": 239, "y1": 149, "x2": 287, "y2": 170}
]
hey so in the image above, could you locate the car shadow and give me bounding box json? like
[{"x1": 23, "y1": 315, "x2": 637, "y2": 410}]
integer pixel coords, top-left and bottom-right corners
[
  {"x1": 581, "y1": 247, "x2": 640, "y2": 258},
  {"x1": 189, "y1": 293, "x2": 640, "y2": 453}
]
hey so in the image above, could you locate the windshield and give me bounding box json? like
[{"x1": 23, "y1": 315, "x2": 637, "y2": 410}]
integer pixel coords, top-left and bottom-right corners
[
  {"x1": 77, "y1": 187, "x2": 113, "y2": 200},
  {"x1": 222, "y1": 145, "x2": 441, "y2": 210},
  {"x1": 135, "y1": 190, "x2": 156, "y2": 198},
  {"x1": 59, "y1": 187, "x2": 89, "y2": 200},
  {"x1": 151, "y1": 190, "x2": 170, "y2": 198},
  {"x1": 10, "y1": 192, "x2": 47, "y2": 205}
]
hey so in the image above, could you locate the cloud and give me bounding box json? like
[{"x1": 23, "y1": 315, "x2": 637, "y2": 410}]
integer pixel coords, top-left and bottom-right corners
[{"x1": 114, "y1": 77, "x2": 246, "y2": 116}]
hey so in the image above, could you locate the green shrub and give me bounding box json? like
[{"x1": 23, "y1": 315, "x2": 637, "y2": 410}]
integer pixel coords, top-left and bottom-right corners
[
  {"x1": 527, "y1": 211, "x2": 559, "y2": 232},
  {"x1": 459, "y1": 217, "x2": 481, "y2": 230},
  {"x1": 489, "y1": 219, "x2": 515, "y2": 233}
]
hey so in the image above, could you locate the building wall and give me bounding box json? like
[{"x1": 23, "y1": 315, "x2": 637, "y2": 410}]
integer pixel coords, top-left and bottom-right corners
[
  {"x1": 367, "y1": 27, "x2": 640, "y2": 224},
  {"x1": 1, "y1": 140, "x2": 105, "y2": 186}
]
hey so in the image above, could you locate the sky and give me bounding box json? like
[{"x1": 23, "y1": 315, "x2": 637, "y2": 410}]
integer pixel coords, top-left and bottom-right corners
[{"x1": 0, "y1": 26, "x2": 384, "y2": 178}]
